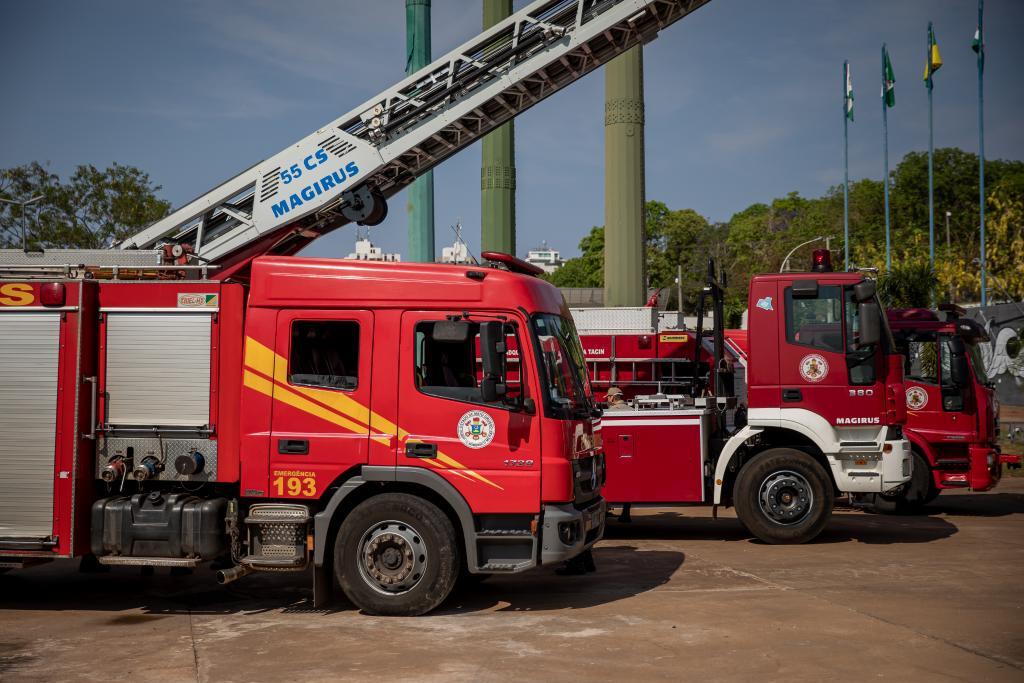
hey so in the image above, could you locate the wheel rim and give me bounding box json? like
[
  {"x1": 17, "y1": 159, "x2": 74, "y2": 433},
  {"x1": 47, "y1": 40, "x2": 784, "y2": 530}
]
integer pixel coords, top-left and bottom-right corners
[
  {"x1": 758, "y1": 470, "x2": 814, "y2": 525},
  {"x1": 357, "y1": 520, "x2": 427, "y2": 596}
]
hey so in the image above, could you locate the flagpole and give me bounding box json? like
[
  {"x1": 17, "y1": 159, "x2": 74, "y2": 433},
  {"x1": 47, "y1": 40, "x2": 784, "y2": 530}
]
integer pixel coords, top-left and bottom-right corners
[
  {"x1": 978, "y1": 0, "x2": 987, "y2": 306},
  {"x1": 843, "y1": 60, "x2": 850, "y2": 271},
  {"x1": 927, "y1": 21, "x2": 936, "y2": 305},
  {"x1": 882, "y1": 45, "x2": 891, "y2": 270}
]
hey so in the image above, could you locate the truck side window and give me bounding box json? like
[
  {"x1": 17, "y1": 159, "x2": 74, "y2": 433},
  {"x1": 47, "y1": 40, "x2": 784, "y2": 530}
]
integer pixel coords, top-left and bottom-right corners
[
  {"x1": 289, "y1": 321, "x2": 359, "y2": 390},
  {"x1": 414, "y1": 321, "x2": 523, "y2": 409},
  {"x1": 785, "y1": 285, "x2": 843, "y2": 353},
  {"x1": 939, "y1": 337, "x2": 954, "y2": 386},
  {"x1": 906, "y1": 340, "x2": 938, "y2": 385}
]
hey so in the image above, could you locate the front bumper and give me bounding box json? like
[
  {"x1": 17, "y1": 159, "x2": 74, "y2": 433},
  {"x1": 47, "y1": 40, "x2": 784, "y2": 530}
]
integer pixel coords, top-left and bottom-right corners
[
  {"x1": 830, "y1": 439, "x2": 912, "y2": 494},
  {"x1": 539, "y1": 497, "x2": 606, "y2": 566}
]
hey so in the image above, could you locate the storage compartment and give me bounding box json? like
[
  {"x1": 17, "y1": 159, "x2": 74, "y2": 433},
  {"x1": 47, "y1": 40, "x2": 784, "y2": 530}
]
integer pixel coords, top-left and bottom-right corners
[{"x1": 91, "y1": 493, "x2": 227, "y2": 559}]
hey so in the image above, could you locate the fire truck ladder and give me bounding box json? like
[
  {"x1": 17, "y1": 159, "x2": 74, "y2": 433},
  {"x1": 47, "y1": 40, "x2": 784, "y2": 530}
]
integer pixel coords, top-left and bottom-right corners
[{"x1": 119, "y1": 0, "x2": 711, "y2": 274}]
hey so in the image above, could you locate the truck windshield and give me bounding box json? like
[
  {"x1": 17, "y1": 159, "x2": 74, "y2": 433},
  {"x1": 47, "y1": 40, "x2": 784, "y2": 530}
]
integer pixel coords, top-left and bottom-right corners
[
  {"x1": 531, "y1": 314, "x2": 593, "y2": 418},
  {"x1": 965, "y1": 341, "x2": 990, "y2": 385}
]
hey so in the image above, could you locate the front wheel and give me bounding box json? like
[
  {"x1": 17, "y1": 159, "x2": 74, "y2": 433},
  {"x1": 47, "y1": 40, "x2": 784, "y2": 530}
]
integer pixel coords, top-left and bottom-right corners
[
  {"x1": 871, "y1": 451, "x2": 936, "y2": 514},
  {"x1": 734, "y1": 448, "x2": 834, "y2": 544},
  {"x1": 335, "y1": 493, "x2": 460, "y2": 616}
]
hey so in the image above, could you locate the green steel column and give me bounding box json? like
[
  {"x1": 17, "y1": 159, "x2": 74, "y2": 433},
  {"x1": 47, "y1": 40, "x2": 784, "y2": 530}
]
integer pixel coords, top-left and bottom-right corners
[
  {"x1": 406, "y1": 0, "x2": 434, "y2": 262},
  {"x1": 481, "y1": 0, "x2": 516, "y2": 255},
  {"x1": 604, "y1": 46, "x2": 646, "y2": 307}
]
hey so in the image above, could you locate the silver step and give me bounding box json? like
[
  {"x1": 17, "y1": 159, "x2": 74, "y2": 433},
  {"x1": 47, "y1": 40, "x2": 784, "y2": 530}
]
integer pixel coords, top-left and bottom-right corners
[{"x1": 96, "y1": 556, "x2": 201, "y2": 567}]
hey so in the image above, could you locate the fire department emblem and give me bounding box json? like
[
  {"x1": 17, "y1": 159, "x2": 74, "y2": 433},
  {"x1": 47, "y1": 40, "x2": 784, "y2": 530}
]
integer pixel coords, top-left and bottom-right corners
[
  {"x1": 799, "y1": 354, "x2": 829, "y2": 383},
  {"x1": 906, "y1": 386, "x2": 929, "y2": 410},
  {"x1": 457, "y1": 410, "x2": 495, "y2": 449}
]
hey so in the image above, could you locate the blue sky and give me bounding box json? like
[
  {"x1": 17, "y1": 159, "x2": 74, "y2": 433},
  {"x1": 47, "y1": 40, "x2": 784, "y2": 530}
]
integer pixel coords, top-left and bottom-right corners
[{"x1": 2, "y1": 1, "x2": 1022, "y2": 261}]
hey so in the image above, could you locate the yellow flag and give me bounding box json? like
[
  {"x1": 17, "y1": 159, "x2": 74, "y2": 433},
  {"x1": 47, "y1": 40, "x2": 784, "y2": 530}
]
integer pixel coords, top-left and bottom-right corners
[{"x1": 923, "y1": 24, "x2": 943, "y2": 82}]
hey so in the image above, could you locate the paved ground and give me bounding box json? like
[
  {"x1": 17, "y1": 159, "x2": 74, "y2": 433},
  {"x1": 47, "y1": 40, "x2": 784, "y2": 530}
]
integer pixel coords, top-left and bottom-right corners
[{"x1": 2, "y1": 480, "x2": 1023, "y2": 683}]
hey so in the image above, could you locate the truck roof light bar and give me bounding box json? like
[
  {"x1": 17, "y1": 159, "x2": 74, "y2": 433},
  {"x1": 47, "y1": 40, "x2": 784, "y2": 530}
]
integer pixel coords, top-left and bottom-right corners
[{"x1": 481, "y1": 251, "x2": 545, "y2": 276}]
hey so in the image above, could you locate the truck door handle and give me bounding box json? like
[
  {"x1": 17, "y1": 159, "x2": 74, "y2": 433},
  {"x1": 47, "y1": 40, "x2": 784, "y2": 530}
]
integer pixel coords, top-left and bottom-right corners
[
  {"x1": 278, "y1": 439, "x2": 309, "y2": 455},
  {"x1": 405, "y1": 442, "x2": 438, "y2": 459},
  {"x1": 782, "y1": 389, "x2": 802, "y2": 402}
]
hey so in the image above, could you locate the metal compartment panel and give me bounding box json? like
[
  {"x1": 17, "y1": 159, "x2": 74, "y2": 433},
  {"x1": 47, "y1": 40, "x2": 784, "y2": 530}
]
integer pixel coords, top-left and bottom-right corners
[
  {"x1": 0, "y1": 313, "x2": 60, "y2": 538},
  {"x1": 105, "y1": 313, "x2": 212, "y2": 427}
]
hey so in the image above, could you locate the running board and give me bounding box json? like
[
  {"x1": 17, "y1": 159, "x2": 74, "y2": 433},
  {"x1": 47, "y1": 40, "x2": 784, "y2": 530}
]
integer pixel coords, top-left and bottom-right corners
[{"x1": 97, "y1": 556, "x2": 201, "y2": 567}]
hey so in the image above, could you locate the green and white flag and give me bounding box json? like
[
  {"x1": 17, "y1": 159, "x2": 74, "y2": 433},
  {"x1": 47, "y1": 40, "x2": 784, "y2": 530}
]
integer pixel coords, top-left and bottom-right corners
[
  {"x1": 883, "y1": 47, "x2": 895, "y2": 107},
  {"x1": 845, "y1": 62, "x2": 854, "y2": 121},
  {"x1": 973, "y1": 17, "x2": 984, "y2": 73}
]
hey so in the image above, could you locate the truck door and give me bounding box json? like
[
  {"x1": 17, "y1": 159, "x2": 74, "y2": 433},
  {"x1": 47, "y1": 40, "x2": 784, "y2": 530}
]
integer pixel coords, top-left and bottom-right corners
[
  {"x1": 904, "y1": 334, "x2": 974, "y2": 435},
  {"x1": 267, "y1": 310, "x2": 373, "y2": 500},
  {"x1": 397, "y1": 311, "x2": 541, "y2": 513},
  {"x1": 778, "y1": 282, "x2": 885, "y2": 425}
]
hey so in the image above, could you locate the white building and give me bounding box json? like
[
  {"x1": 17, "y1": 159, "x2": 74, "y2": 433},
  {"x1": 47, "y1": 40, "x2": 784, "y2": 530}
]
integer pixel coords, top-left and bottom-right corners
[
  {"x1": 440, "y1": 222, "x2": 474, "y2": 264},
  {"x1": 525, "y1": 241, "x2": 564, "y2": 273},
  {"x1": 441, "y1": 238, "x2": 472, "y2": 264},
  {"x1": 345, "y1": 237, "x2": 400, "y2": 262}
]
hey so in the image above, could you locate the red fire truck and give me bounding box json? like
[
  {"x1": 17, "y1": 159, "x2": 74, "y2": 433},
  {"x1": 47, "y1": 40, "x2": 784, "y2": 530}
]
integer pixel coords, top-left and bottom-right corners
[
  {"x1": 872, "y1": 306, "x2": 1021, "y2": 512},
  {"x1": 715, "y1": 306, "x2": 1021, "y2": 512},
  {"x1": 0, "y1": 0, "x2": 718, "y2": 615},
  {"x1": 0, "y1": 254, "x2": 605, "y2": 615},
  {"x1": 577, "y1": 255, "x2": 913, "y2": 544}
]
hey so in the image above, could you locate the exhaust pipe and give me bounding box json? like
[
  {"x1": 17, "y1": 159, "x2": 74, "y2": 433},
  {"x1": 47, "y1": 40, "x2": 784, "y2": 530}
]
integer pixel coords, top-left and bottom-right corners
[{"x1": 217, "y1": 564, "x2": 254, "y2": 585}]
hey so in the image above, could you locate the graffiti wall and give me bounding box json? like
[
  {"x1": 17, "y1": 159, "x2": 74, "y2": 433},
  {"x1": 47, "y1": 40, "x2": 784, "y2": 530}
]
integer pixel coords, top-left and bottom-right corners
[{"x1": 968, "y1": 303, "x2": 1024, "y2": 407}]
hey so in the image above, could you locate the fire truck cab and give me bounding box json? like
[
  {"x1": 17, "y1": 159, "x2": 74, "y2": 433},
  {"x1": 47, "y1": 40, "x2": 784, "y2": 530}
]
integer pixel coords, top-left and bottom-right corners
[
  {"x1": 0, "y1": 254, "x2": 605, "y2": 615},
  {"x1": 581, "y1": 256, "x2": 912, "y2": 544},
  {"x1": 876, "y1": 305, "x2": 1019, "y2": 511}
]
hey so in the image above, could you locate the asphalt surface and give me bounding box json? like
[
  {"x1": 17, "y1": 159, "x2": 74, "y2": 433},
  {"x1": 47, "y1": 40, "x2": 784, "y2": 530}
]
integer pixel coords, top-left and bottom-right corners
[{"x1": 2, "y1": 480, "x2": 1022, "y2": 682}]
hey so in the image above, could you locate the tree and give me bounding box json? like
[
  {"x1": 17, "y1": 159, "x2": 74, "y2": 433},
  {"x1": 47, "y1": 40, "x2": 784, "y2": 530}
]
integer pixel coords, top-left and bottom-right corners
[
  {"x1": 545, "y1": 226, "x2": 604, "y2": 288},
  {"x1": 877, "y1": 263, "x2": 938, "y2": 308},
  {"x1": 0, "y1": 162, "x2": 171, "y2": 249}
]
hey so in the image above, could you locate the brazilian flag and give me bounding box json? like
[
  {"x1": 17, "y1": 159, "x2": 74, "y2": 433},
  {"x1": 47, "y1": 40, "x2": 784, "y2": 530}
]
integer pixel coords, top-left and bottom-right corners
[{"x1": 923, "y1": 23, "x2": 943, "y2": 88}]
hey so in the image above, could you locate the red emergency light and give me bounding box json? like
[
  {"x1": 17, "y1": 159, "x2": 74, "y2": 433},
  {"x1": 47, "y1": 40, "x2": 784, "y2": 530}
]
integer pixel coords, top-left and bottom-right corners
[
  {"x1": 40, "y1": 282, "x2": 66, "y2": 307},
  {"x1": 811, "y1": 249, "x2": 832, "y2": 273}
]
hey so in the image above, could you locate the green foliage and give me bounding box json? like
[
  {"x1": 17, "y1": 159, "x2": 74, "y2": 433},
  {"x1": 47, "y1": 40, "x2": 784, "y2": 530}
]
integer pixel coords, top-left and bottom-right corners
[
  {"x1": 0, "y1": 162, "x2": 171, "y2": 249},
  {"x1": 545, "y1": 226, "x2": 604, "y2": 287},
  {"x1": 877, "y1": 263, "x2": 938, "y2": 308}
]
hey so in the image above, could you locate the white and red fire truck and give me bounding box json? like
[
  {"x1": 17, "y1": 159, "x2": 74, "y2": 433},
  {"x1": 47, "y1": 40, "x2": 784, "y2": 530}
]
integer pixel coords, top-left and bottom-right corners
[
  {"x1": 0, "y1": 0, "x2": 715, "y2": 615},
  {"x1": 576, "y1": 255, "x2": 913, "y2": 543}
]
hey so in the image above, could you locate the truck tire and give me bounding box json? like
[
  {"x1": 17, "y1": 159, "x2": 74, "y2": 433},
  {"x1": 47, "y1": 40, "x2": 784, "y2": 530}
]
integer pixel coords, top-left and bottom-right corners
[
  {"x1": 334, "y1": 493, "x2": 459, "y2": 616},
  {"x1": 734, "y1": 448, "x2": 834, "y2": 544},
  {"x1": 871, "y1": 451, "x2": 936, "y2": 514}
]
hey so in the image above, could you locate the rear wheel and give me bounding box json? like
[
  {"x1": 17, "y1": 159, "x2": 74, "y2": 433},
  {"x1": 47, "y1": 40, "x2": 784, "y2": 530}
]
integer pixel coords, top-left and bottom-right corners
[
  {"x1": 871, "y1": 451, "x2": 936, "y2": 514},
  {"x1": 335, "y1": 493, "x2": 460, "y2": 616},
  {"x1": 734, "y1": 448, "x2": 834, "y2": 544}
]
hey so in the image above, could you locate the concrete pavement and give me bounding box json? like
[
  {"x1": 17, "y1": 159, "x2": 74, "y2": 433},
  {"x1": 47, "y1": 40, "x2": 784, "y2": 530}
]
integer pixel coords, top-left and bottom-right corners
[{"x1": 2, "y1": 480, "x2": 1022, "y2": 682}]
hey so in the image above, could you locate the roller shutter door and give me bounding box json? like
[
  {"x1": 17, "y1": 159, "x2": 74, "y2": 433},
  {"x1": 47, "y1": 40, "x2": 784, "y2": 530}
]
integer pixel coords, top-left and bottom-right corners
[
  {"x1": 0, "y1": 313, "x2": 60, "y2": 538},
  {"x1": 105, "y1": 313, "x2": 212, "y2": 427}
]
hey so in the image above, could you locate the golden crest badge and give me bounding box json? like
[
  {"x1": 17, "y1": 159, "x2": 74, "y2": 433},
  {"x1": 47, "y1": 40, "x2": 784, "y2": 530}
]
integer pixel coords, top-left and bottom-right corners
[
  {"x1": 457, "y1": 410, "x2": 495, "y2": 449},
  {"x1": 799, "y1": 354, "x2": 829, "y2": 383},
  {"x1": 906, "y1": 386, "x2": 929, "y2": 410}
]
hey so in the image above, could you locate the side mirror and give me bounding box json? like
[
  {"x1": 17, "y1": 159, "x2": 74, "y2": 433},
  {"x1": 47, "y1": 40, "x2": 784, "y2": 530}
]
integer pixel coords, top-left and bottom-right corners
[
  {"x1": 480, "y1": 321, "x2": 507, "y2": 403},
  {"x1": 854, "y1": 279, "x2": 876, "y2": 303},
  {"x1": 857, "y1": 302, "x2": 881, "y2": 347},
  {"x1": 948, "y1": 337, "x2": 969, "y2": 386}
]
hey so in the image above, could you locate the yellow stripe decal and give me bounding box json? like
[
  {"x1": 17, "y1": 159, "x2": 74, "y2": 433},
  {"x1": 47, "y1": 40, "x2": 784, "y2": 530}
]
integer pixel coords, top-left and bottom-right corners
[{"x1": 244, "y1": 336, "x2": 503, "y2": 491}]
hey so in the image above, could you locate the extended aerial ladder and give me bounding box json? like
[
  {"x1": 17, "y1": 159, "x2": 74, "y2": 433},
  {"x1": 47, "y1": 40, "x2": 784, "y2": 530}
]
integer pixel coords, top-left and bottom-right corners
[{"x1": 117, "y1": 0, "x2": 711, "y2": 279}]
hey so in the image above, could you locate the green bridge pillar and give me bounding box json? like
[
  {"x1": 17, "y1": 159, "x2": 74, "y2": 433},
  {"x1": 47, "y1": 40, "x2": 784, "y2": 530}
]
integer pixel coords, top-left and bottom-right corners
[
  {"x1": 481, "y1": 0, "x2": 516, "y2": 255},
  {"x1": 603, "y1": 45, "x2": 646, "y2": 307},
  {"x1": 406, "y1": 0, "x2": 435, "y2": 261}
]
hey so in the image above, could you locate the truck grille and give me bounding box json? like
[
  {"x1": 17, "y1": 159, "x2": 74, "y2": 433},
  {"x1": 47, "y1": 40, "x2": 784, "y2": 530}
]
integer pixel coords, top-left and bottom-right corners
[{"x1": 572, "y1": 452, "x2": 605, "y2": 504}]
